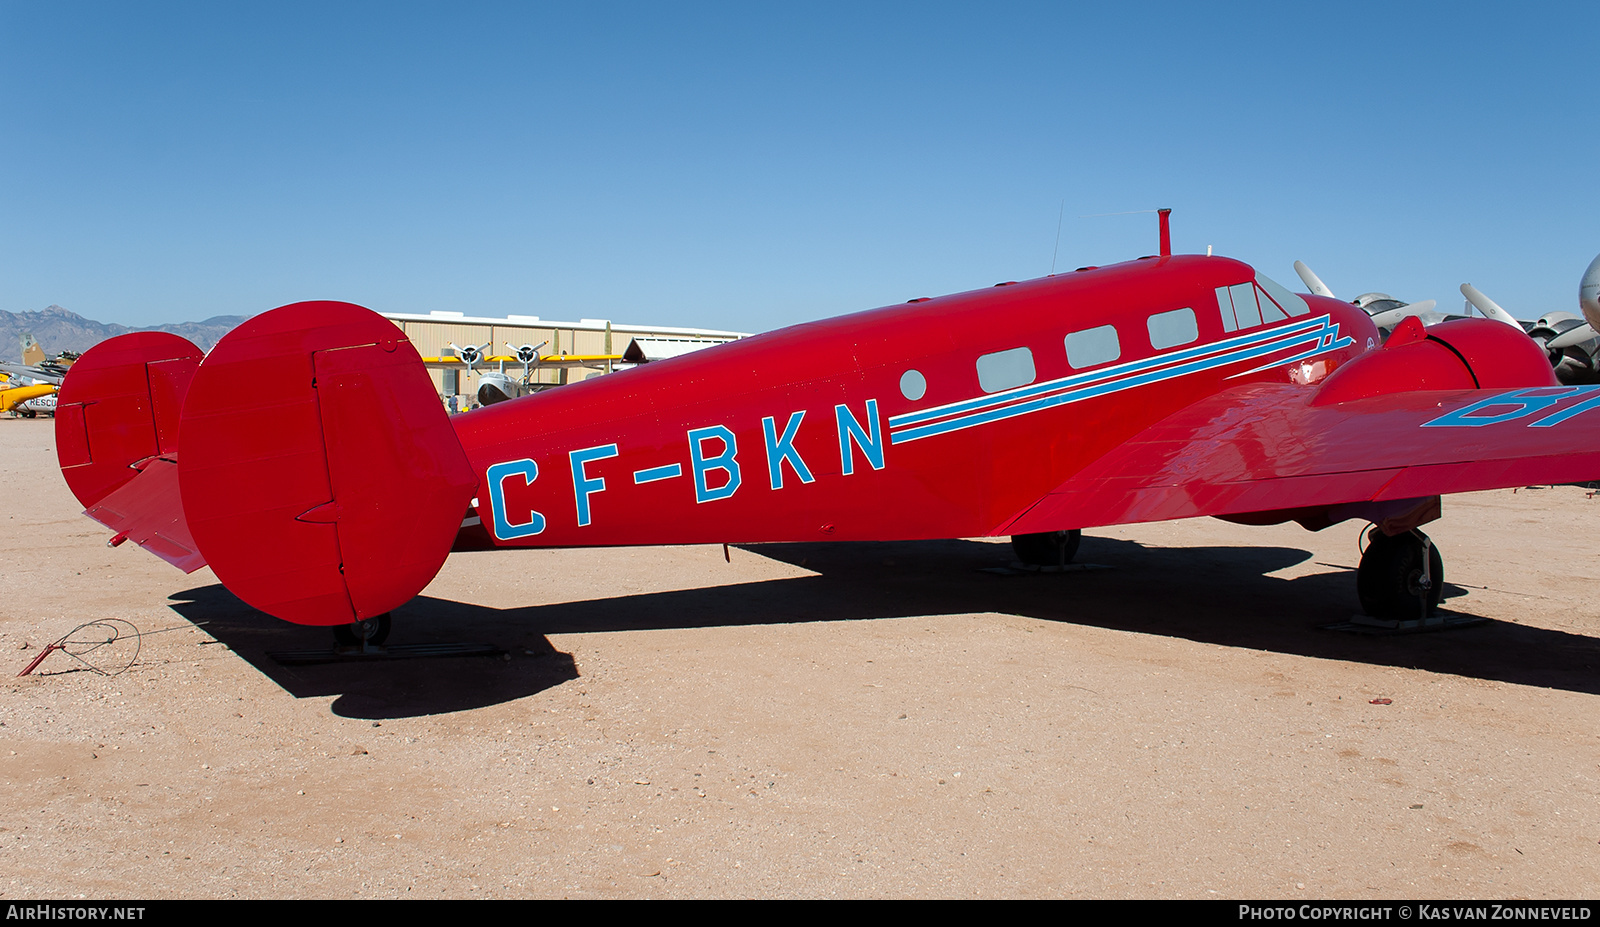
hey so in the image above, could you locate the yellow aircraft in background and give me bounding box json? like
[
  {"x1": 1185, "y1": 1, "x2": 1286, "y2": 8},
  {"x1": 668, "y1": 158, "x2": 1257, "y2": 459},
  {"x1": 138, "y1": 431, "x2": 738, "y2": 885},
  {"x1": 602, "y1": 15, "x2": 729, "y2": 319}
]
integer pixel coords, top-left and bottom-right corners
[
  {"x1": 421, "y1": 341, "x2": 625, "y2": 407},
  {"x1": 3, "y1": 336, "x2": 71, "y2": 416},
  {"x1": 0, "y1": 374, "x2": 56, "y2": 414}
]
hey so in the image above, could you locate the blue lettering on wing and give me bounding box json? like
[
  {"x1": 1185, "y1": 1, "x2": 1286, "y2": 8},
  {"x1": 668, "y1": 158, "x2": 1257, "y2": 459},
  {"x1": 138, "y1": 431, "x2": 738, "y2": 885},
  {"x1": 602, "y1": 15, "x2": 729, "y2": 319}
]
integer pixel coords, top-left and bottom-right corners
[
  {"x1": 1423, "y1": 385, "x2": 1600, "y2": 428},
  {"x1": 1530, "y1": 386, "x2": 1600, "y2": 427}
]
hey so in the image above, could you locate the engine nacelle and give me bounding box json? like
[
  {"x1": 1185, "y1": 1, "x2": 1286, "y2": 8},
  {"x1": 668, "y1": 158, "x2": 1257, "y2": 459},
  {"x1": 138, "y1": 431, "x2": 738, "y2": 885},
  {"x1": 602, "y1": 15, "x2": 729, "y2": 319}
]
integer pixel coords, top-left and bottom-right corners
[{"x1": 1312, "y1": 316, "x2": 1556, "y2": 406}]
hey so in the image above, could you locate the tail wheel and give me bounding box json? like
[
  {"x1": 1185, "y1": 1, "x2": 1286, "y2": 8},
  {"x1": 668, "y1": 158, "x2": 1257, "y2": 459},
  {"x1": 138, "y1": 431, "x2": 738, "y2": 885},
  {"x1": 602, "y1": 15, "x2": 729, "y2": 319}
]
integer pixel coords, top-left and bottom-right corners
[
  {"x1": 1011, "y1": 529, "x2": 1082, "y2": 567},
  {"x1": 1357, "y1": 528, "x2": 1443, "y2": 620},
  {"x1": 333, "y1": 613, "x2": 391, "y2": 647}
]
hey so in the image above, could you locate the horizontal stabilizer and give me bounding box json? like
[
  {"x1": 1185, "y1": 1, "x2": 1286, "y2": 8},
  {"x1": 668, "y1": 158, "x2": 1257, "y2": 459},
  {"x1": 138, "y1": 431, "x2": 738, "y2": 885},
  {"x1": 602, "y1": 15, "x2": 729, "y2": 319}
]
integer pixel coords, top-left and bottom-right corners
[{"x1": 85, "y1": 457, "x2": 206, "y2": 573}]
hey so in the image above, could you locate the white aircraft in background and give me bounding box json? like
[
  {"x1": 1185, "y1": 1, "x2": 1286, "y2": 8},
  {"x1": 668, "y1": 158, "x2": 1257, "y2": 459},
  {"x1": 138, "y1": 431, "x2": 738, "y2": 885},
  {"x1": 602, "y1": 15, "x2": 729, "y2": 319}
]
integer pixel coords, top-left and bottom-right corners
[
  {"x1": 10, "y1": 392, "x2": 56, "y2": 418},
  {"x1": 1295, "y1": 254, "x2": 1600, "y2": 386}
]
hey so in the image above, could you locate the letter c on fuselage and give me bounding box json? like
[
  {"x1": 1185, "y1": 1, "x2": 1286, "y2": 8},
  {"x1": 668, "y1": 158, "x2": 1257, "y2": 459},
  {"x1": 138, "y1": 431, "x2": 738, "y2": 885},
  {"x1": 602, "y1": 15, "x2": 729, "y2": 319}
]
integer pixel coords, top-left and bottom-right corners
[{"x1": 486, "y1": 458, "x2": 547, "y2": 539}]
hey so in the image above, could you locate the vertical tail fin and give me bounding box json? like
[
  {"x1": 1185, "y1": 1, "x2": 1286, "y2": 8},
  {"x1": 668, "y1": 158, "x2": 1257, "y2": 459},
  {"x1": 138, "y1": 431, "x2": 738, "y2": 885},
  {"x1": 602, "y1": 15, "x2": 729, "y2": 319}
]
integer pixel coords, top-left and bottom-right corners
[
  {"x1": 55, "y1": 332, "x2": 206, "y2": 571},
  {"x1": 177, "y1": 302, "x2": 477, "y2": 626},
  {"x1": 56, "y1": 331, "x2": 203, "y2": 510}
]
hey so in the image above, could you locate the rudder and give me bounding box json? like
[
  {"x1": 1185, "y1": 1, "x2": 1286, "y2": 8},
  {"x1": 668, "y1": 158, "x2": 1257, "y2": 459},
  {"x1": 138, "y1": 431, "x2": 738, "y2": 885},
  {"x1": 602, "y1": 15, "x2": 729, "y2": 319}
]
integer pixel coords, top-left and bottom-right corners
[{"x1": 177, "y1": 301, "x2": 477, "y2": 626}]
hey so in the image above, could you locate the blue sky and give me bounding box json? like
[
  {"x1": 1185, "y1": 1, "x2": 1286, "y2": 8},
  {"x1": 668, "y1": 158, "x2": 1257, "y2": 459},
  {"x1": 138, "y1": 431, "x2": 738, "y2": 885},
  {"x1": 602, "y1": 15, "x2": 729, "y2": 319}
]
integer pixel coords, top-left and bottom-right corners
[{"x1": 3, "y1": 1, "x2": 1596, "y2": 331}]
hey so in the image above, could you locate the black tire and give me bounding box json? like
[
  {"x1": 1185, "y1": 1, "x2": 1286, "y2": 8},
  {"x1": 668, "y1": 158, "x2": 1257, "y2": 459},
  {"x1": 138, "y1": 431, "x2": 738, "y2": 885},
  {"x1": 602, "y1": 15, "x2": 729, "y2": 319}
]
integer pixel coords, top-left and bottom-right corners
[
  {"x1": 1010, "y1": 529, "x2": 1082, "y2": 567},
  {"x1": 1357, "y1": 530, "x2": 1443, "y2": 620},
  {"x1": 333, "y1": 613, "x2": 392, "y2": 647}
]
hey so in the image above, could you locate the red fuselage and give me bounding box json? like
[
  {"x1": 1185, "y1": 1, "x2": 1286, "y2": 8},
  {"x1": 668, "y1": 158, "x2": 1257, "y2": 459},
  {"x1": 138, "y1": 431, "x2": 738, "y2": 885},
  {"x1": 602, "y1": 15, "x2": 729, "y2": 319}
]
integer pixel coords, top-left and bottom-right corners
[{"x1": 453, "y1": 254, "x2": 1376, "y2": 548}]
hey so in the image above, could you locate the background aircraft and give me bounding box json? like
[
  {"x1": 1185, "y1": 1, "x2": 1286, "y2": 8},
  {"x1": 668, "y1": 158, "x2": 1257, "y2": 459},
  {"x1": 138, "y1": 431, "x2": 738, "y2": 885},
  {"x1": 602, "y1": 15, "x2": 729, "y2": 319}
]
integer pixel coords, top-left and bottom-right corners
[
  {"x1": 51, "y1": 223, "x2": 1600, "y2": 649},
  {"x1": 422, "y1": 342, "x2": 624, "y2": 408},
  {"x1": 0, "y1": 361, "x2": 66, "y2": 386},
  {"x1": 1458, "y1": 253, "x2": 1600, "y2": 385},
  {"x1": 1, "y1": 335, "x2": 67, "y2": 415},
  {"x1": 1297, "y1": 255, "x2": 1600, "y2": 385},
  {"x1": 10, "y1": 392, "x2": 57, "y2": 418},
  {"x1": 1, "y1": 335, "x2": 75, "y2": 386},
  {"x1": 0, "y1": 375, "x2": 55, "y2": 415}
]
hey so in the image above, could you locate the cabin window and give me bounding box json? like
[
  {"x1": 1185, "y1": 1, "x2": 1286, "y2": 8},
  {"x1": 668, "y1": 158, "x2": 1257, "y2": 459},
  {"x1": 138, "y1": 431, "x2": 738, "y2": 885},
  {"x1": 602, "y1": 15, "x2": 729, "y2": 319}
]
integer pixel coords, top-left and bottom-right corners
[
  {"x1": 1147, "y1": 308, "x2": 1198, "y2": 350},
  {"x1": 1064, "y1": 325, "x2": 1120, "y2": 369},
  {"x1": 976, "y1": 347, "x2": 1036, "y2": 393}
]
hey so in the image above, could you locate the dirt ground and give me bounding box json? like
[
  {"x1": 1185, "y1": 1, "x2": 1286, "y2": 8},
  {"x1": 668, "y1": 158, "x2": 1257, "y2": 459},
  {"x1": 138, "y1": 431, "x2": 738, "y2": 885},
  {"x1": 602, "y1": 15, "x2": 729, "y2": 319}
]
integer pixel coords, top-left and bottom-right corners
[{"x1": 2, "y1": 414, "x2": 1598, "y2": 899}]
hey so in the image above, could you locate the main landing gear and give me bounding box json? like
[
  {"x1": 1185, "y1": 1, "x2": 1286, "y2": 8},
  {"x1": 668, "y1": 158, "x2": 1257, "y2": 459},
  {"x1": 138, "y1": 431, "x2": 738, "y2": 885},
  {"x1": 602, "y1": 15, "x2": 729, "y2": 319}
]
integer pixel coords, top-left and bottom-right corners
[
  {"x1": 1011, "y1": 529, "x2": 1082, "y2": 568},
  {"x1": 1356, "y1": 528, "x2": 1443, "y2": 625}
]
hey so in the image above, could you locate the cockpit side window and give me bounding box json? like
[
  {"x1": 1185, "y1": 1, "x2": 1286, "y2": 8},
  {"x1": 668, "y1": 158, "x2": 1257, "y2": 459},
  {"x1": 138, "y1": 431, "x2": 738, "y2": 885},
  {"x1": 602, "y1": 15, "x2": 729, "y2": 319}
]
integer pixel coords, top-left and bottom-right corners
[
  {"x1": 1256, "y1": 273, "x2": 1311, "y2": 318},
  {"x1": 1217, "y1": 273, "x2": 1311, "y2": 333},
  {"x1": 1217, "y1": 283, "x2": 1261, "y2": 331}
]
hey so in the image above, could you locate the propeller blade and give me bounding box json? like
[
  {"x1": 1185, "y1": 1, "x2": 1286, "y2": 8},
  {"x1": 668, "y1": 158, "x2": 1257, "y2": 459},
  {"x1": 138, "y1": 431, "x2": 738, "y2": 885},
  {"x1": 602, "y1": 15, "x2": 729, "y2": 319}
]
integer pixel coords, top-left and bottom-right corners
[
  {"x1": 1293, "y1": 261, "x2": 1336, "y2": 298},
  {"x1": 1367, "y1": 300, "x2": 1437, "y2": 330},
  {"x1": 1547, "y1": 323, "x2": 1598, "y2": 350},
  {"x1": 1459, "y1": 284, "x2": 1524, "y2": 330}
]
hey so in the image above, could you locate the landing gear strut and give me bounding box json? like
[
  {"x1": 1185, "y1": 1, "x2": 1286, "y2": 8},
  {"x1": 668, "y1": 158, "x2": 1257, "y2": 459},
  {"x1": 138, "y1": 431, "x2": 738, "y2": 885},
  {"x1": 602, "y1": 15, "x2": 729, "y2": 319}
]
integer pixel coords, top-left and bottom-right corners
[
  {"x1": 1011, "y1": 529, "x2": 1082, "y2": 568},
  {"x1": 333, "y1": 612, "x2": 392, "y2": 650},
  {"x1": 1356, "y1": 528, "x2": 1443, "y2": 622}
]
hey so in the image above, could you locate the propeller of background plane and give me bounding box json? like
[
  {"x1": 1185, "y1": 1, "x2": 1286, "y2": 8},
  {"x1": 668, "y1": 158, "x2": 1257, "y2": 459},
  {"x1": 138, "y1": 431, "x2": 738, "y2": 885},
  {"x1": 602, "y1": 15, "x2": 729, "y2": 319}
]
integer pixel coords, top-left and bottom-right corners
[
  {"x1": 1292, "y1": 260, "x2": 1336, "y2": 299},
  {"x1": 1458, "y1": 284, "x2": 1528, "y2": 330},
  {"x1": 1460, "y1": 262, "x2": 1600, "y2": 384},
  {"x1": 447, "y1": 342, "x2": 491, "y2": 378},
  {"x1": 1293, "y1": 261, "x2": 1440, "y2": 333},
  {"x1": 1365, "y1": 298, "x2": 1438, "y2": 330},
  {"x1": 472, "y1": 341, "x2": 551, "y2": 407},
  {"x1": 509, "y1": 341, "x2": 549, "y2": 382},
  {"x1": 1296, "y1": 258, "x2": 1600, "y2": 383}
]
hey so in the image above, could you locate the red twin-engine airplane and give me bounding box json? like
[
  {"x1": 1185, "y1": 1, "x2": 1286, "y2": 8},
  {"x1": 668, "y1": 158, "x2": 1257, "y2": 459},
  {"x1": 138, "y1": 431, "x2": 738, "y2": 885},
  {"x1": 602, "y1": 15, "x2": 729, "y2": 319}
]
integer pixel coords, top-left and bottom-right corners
[{"x1": 53, "y1": 217, "x2": 1600, "y2": 646}]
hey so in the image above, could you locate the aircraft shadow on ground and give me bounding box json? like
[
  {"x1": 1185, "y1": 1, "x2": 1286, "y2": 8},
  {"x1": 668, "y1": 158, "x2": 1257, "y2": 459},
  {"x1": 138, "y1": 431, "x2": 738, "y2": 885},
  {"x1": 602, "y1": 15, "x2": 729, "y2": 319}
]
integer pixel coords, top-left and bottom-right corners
[
  {"x1": 166, "y1": 535, "x2": 1600, "y2": 717},
  {"x1": 164, "y1": 584, "x2": 579, "y2": 719}
]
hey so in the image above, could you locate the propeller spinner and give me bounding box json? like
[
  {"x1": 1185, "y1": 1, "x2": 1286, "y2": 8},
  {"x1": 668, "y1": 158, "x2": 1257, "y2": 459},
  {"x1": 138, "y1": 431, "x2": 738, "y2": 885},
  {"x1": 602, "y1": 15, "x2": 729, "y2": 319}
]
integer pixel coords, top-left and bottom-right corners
[{"x1": 448, "y1": 342, "x2": 491, "y2": 376}]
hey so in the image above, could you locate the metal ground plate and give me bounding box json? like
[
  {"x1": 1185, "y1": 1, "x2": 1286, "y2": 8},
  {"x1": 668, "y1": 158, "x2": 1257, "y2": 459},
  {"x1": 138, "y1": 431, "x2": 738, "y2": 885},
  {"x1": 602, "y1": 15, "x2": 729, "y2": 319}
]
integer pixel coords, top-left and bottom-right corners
[{"x1": 268, "y1": 642, "x2": 505, "y2": 665}]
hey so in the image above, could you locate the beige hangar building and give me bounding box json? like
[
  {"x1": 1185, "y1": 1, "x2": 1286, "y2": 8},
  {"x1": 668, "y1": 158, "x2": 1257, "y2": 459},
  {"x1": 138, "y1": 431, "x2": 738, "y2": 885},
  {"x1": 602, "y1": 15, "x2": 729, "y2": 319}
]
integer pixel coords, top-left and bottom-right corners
[{"x1": 380, "y1": 309, "x2": 748, "y2": 409}]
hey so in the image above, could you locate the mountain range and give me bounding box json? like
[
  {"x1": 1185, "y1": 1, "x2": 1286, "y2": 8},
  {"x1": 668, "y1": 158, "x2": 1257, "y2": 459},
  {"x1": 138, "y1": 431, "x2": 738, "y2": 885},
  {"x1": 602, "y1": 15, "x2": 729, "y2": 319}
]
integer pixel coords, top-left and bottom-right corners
[{"x1": 1, "y1": 305, "x2": 245, "y2": 364}]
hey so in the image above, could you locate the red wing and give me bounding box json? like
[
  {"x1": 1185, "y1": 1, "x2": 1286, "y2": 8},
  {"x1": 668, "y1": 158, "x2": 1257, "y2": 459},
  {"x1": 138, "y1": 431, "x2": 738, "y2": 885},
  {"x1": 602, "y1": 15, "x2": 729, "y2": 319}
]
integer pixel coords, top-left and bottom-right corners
[{"x1": 1000, "y1": 382, "x2": 1600, "y2": 534}]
